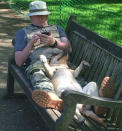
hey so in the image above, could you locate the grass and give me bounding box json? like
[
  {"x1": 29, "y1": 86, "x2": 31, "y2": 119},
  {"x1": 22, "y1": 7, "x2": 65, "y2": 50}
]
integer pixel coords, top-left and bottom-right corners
[
  {"x1": 61, "y1": 2, "x2": 122, "y2": 46},
  {"x1": 7, "y1": 0, "x2": 122, "y2": 46}
]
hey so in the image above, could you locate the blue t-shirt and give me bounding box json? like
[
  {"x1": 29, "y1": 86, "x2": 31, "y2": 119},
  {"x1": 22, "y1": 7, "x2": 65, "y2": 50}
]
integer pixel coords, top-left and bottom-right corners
[{"x1": 14, "y1": 25, "x2": 67, "y2": 52}]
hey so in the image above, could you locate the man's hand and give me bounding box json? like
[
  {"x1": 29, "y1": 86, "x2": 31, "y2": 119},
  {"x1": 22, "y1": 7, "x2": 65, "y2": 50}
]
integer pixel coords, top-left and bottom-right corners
[
  {"x1": 28, "y1": 34, "x2": 40, "y2": 48},
  {"x1": 29, "y1": 34, "x2": 40, "y2": 43},
  {"x1": 40, "y1": 32, "x2": 55, "y2": 46}
]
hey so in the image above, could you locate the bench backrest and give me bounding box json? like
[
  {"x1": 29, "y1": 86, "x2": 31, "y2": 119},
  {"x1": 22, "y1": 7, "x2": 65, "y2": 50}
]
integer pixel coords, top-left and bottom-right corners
[{"x1": 66, "y1": 16, "x2": 122, "y2": 100}]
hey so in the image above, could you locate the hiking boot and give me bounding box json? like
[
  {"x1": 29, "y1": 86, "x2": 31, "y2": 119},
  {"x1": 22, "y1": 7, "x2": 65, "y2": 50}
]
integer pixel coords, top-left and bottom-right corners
[{"x1": 32, "y1": 89, "x2": 64, "y2": 111}]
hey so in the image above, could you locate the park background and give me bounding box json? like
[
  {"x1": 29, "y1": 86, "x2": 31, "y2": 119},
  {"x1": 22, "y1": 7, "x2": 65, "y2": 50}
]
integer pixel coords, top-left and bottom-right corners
[
  {"x1": 0, "y1": 0, "x2": 121, "y2": 131},
  {"x1": 5, "y1": 0, "x2": 122, "y2": 46}
]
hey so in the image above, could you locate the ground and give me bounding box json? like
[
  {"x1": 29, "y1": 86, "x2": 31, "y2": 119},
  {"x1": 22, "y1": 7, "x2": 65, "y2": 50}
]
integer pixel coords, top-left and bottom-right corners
[{"x1": 0, "y1": 1, "x2": 49, "y2": 131}]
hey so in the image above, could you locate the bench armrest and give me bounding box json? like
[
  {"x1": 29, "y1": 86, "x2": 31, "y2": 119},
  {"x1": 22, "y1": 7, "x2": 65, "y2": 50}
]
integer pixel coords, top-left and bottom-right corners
[
  {"x1": 62, "y1": 90, "x2": 122, "y2": 108},
  {"x1": 56, "y1": 90, "x2": 122, "y2": 131}
]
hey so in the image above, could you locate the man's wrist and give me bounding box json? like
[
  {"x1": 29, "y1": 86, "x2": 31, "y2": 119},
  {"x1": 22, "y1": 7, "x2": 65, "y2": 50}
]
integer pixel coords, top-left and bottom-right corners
[{"x1": 50, "y1": 40, "x2": 58, "y2": 48}]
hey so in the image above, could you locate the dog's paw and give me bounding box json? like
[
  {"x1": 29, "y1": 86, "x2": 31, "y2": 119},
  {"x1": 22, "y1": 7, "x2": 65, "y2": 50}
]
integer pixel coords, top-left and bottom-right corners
[
  {"x1": 40, "y1": 55, "x2": 47, "y2": 63},
  {"x1": 81, "y1": 60, "x2": 90, "y2": 68}
]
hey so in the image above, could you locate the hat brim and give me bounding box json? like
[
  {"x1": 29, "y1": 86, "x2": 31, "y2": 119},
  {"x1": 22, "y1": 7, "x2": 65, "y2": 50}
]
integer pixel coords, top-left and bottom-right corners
[{"x1": 27, "y1": 11, "x2": 51, "y2": 16}]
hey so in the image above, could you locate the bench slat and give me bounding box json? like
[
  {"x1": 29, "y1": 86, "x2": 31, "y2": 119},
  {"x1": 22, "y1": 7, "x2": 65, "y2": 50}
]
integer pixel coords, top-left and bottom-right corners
[
  {"x1": 46, "y1": 109, "x2": 59, "y2": 122},
  {"x1": 69, "y1": 31, "x2": 121, "y2": 89}
]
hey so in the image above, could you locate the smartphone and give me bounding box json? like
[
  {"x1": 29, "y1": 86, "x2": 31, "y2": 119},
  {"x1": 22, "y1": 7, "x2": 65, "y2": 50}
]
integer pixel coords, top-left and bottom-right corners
[{"x1": 42, "y1": 32, "x2": 50, "y2": 35}]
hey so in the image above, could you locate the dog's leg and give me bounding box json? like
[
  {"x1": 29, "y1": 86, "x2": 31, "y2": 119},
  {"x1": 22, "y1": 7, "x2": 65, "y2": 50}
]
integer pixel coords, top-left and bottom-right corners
[
  {"x1": 40, "y1": 55, "x2": 55, "y2": 79},
  {"x1": 72, "y1": 60, "x2": 90, "y2": 78}
]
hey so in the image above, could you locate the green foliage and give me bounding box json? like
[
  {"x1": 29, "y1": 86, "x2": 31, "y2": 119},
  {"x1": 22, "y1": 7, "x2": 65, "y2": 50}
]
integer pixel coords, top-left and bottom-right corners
[
  {"x1": 61, "y1": 1, "x2": 122, "y2": 46},
  {"x1": 8, "y1": 0, "x2": 122, "y2": 46}
]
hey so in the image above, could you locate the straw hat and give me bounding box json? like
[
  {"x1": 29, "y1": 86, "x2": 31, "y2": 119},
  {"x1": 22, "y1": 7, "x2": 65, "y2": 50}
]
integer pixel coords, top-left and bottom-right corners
[{"x1": 27, "y1": 1, "x2": 51, "y2": 16}]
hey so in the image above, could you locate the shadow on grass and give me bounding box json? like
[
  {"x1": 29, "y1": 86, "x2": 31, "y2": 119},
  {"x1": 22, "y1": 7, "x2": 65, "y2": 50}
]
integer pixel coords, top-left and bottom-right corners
[
  {"x1": 0, "y1": 46, "x2": 13, "y2": 91},
  {"x1": 0, "y1": 3, "x2": 30, "y2": 39},
  {"x1": 0, "y1": 15, "x2": 29, "y2": 39}
]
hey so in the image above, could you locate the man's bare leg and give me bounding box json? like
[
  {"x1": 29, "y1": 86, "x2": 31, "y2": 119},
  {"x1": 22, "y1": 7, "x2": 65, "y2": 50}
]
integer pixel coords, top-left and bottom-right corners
[{"x1": 94, "y1": 76, "x2": 115, "y2": 116}]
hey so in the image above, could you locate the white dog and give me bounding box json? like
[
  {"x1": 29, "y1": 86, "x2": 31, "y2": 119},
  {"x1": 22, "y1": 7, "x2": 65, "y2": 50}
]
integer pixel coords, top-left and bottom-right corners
[{"x1": 39, "y1": 54, "x2": 107, "y2": 128}]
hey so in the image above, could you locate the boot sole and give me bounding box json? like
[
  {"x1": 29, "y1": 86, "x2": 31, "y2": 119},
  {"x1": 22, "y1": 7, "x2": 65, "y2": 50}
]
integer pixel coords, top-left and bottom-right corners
[{"x1": 32, "y1": 90, "x2": 64, "y2": 111}]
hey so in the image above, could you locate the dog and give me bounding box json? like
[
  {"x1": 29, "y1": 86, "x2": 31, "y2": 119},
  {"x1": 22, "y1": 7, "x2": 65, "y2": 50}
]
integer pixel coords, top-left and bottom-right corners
[
  {"x1": 32, "y1": 50, "x2": 108, "y2": 128},
  {"x1": 40, "y1": 53, "x2": 109, "y2": 128},
  {"x1": 32, "y1": 50, "x2": 90, "y2": 110},
  {"x1": 39, "y1": 53, "x2": 90, "y2": 96}
]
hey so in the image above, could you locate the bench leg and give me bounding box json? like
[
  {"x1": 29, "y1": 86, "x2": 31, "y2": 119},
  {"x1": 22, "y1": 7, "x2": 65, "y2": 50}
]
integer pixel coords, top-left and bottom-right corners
[{"x1": 4, "y1": 69, "x2": 15, "y2": 99}]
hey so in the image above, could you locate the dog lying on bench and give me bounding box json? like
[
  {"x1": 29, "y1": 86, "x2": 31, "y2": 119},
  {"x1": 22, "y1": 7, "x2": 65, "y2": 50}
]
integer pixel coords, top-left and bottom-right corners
[
  {"x1": 32, "y1": 51, "x2": 89, "y2": 110},
  {"x1": 40, "y1": 54, "x2": 89, "y2": 96},
  {"x1": 32, "y1": 52, "x2": 111, "y2": 128}
]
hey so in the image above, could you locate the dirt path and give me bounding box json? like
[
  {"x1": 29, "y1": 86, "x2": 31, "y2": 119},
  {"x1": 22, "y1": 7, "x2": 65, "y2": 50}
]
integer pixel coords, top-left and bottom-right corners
[{"x1": 0, "y1": 1, "x2": 49, "y2": 131}]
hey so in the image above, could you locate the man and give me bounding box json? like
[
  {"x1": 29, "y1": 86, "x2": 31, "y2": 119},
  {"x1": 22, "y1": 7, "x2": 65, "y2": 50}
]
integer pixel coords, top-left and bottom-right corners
[
  {"x1": 14, "y1": 0, "x2": 71, "y2": 110},
  {"x1": 14, "y1": 1, "x2": 115, "y2": 117}
]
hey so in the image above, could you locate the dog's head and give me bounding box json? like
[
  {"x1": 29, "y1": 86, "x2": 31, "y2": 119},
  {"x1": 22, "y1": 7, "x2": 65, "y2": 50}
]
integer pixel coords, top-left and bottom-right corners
[{"x1": 49, "y1": 50, "x2": 69, "y2": 66}]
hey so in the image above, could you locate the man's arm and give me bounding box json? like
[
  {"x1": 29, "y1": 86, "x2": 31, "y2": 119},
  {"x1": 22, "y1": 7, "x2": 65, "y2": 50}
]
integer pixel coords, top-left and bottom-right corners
[
  {"x1": 39, "y1": 26, "x2": 72, "y2": 53},
  {"x1": 15, "y1": 32, "x2": 40, "y2": 67},
  {"x1": 56, "y1": 37, "x2": 72, "y2": 53},
  {"x1": 15, "y1": 27, "x2": 71, "y2": 67}
]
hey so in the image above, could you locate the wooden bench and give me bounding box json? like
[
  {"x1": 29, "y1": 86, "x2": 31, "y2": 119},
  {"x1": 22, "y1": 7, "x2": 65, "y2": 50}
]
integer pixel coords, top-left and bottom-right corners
[{"x1": 6, "y1": 15, "x2": 122, "y2": 131}]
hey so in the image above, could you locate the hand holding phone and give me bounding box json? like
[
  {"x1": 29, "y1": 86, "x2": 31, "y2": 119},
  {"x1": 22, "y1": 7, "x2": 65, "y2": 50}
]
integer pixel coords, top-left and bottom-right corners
[{"x1": 42, "y1": 31, "x2": 50, "y2": 35}]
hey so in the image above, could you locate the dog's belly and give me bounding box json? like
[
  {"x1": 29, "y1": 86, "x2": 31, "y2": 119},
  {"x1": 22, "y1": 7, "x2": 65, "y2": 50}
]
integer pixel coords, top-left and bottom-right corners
[{"x1": 52, "y1": 68, "x2": 82, "y2": 97}]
